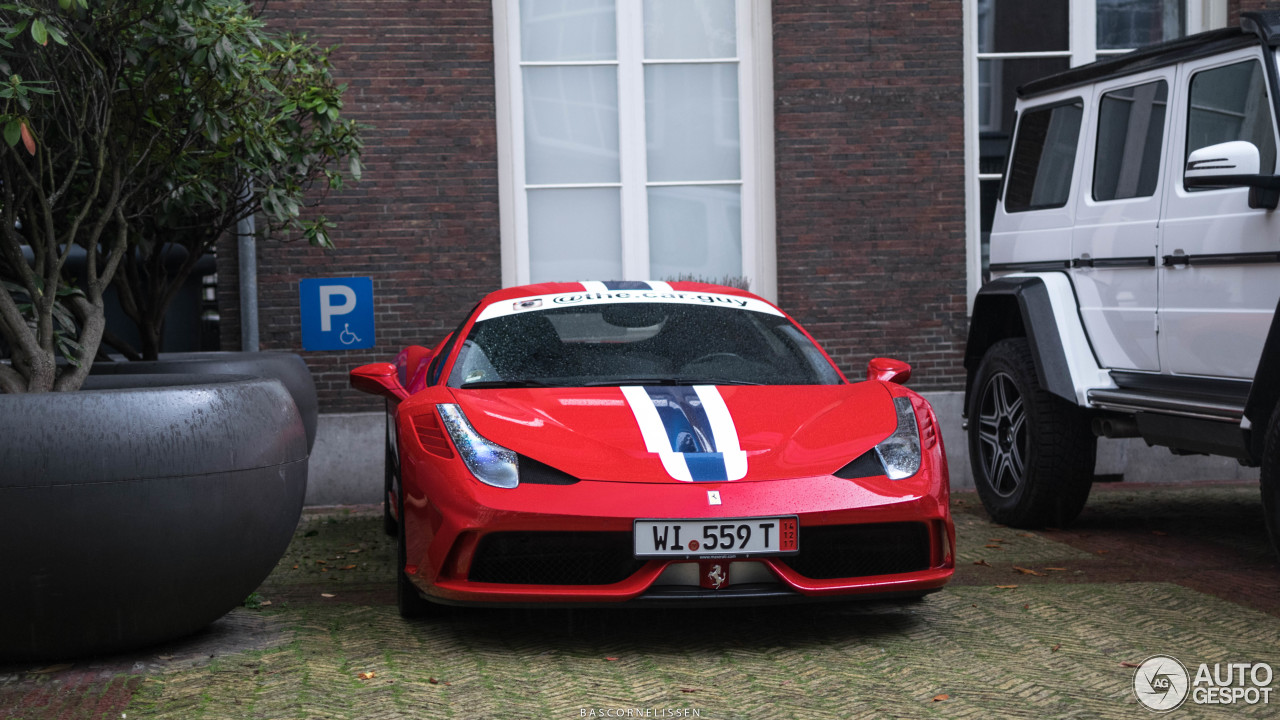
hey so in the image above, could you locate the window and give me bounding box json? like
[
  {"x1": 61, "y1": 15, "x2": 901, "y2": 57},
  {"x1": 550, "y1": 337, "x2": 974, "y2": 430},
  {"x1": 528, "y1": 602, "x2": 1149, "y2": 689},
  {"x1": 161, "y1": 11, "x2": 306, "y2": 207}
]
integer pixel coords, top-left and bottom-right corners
[
  {"x1": 1004, "y1": 101, "x2": 1085, "y2": 212},
  {"x1": 1097, "y1": 0, "x2": 1184, "y2": 50},
  {"x1": 494, "y1": 0, "x2": 775, "y2": 297},
  {"x1": 1186, "y1": 59, "x2": 1277, "y2": 179},
  {"x1": 1094, "y1": 80, "x2": 1168, "y2": 201}
]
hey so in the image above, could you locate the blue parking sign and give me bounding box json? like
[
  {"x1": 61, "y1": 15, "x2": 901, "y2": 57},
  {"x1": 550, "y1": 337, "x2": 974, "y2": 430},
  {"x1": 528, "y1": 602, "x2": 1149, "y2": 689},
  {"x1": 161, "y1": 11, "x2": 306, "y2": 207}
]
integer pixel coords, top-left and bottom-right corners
[{"x1": 299, "y1": 277, "x2": 375, "y2": 351}]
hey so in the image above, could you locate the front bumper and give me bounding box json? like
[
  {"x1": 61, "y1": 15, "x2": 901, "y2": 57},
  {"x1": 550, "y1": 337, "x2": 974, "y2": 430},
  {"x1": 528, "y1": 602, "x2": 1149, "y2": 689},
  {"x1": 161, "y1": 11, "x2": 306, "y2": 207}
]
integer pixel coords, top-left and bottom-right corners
[{"x1": 401, "y1": 464, "x2": 954, "y2": 605}]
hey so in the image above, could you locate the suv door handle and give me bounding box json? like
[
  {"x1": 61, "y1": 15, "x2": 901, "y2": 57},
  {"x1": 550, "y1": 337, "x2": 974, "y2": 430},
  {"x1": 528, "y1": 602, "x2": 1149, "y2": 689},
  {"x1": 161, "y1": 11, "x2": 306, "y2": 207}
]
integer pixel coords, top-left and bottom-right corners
[{"x1": 1162, "y1": 250, "x2": 1189, "y2": 267}]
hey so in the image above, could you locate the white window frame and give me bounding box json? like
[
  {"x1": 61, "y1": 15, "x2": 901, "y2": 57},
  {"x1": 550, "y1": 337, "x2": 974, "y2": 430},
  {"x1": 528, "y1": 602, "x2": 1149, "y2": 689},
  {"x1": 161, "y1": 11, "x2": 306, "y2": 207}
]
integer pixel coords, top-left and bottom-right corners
[
  {"x1": 493, "y1": 0, "x2": 778, "y2": 301},
  {"x1": 962, "y1": 0, "x2": 1227, "y2": 308}
]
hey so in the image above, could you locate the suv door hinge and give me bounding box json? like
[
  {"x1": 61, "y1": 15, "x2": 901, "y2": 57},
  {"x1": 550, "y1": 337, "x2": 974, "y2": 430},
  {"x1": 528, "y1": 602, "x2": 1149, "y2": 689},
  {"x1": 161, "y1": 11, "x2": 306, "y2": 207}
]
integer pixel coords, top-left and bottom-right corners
[{"x1": 1154, "y1": 314, "x2": 1160, "y2": 334}]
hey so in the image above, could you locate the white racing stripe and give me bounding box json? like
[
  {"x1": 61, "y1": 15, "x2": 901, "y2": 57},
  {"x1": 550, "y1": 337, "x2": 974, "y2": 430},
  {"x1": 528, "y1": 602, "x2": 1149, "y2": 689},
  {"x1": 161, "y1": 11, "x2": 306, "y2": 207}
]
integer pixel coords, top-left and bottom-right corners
[
  {"x1": 621, "y1": 386, "x2": 692, "y2": 482},
  {"x1": 694, "y1": 385, "x2": 748, "y2": 480},
  {"x1": 580, "y1": 280, "x2": 609, "y2": 294}
]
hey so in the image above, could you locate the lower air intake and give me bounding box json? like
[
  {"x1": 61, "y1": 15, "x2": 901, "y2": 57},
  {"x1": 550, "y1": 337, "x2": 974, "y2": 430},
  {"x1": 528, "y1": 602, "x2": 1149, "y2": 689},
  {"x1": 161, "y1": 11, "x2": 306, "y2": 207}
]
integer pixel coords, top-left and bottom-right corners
[
  {"x1": 782, "y1": 522, "x2": 931, "y2": 580},
  {"x1": 469, "y1": 531, "x2": 644, "y2": 585}
]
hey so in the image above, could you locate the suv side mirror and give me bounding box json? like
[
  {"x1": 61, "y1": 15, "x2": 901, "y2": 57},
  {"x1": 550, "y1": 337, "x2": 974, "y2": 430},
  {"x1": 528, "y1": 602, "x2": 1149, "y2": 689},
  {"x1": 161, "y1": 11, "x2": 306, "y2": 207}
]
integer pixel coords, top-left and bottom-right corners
[
  {"x1": 1185, "y1": 140, "x2": 1280, "y2": 209},
  {"x1": 350, "y1": 362, "x2": 409, "y2": 401},
  {"x1": 867, "y1": 357, "x2": 911, "y2": 385}
]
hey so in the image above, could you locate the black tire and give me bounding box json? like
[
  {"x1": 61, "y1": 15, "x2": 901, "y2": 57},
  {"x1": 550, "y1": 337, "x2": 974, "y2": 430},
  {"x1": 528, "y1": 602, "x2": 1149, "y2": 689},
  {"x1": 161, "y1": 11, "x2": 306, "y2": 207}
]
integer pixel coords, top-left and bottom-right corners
[
  {"x1": 396, "y1": 476, "x2": 438, "y2": 619},
  {"x1": 1261, "y1": 406, "x2": 1280, "y2": 560},
  {"x1": 383, "y1": 411, "x2": 398, "y2": 538},
  {"x1": 968, "y1": 338, "x2": 1096, "y2": 527}
]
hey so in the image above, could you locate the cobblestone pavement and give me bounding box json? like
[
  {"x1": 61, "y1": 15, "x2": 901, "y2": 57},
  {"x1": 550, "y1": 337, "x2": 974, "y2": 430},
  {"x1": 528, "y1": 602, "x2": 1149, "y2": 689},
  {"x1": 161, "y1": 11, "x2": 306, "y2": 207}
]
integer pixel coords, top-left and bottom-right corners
[{"x1": 3, "y1": 481, "x2": 1280, "y2": 719}]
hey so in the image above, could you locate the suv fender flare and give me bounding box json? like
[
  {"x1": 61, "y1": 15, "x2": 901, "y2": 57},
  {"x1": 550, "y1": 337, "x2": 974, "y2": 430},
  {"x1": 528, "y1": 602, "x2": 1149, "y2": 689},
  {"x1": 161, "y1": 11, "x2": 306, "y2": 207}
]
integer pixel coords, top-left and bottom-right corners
[
  {"x1": 1245, "y1": 302, "x2": 1280, "y2": 459},
  {"x1": 964, "y1": 273, "x2": 1112, "y2": 413}
]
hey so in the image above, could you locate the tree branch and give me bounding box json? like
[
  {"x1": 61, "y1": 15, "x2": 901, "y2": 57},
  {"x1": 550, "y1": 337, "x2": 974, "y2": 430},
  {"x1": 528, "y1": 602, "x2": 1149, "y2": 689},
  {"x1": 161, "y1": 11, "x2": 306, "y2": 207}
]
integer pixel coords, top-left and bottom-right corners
[{"x1": 0, "y1": 363, "x2": 25, "y2": 394}]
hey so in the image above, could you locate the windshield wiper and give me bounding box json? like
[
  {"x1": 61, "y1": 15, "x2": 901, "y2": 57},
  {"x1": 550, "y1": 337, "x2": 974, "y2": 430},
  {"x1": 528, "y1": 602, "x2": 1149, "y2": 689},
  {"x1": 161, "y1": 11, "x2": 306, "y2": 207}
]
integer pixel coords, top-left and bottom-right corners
[
  {"x1": 459, "y1": 379, "x2": 560, "y2": 389},
  {"x1": 579, "y1": 377, "x2": 684, "y2": 387},
  {"x1": 464, "y1": 377, "x2": 766, "y2": 389},
  {"x1": 578, "y1": 377, "x2": 763, "y2": 387}
]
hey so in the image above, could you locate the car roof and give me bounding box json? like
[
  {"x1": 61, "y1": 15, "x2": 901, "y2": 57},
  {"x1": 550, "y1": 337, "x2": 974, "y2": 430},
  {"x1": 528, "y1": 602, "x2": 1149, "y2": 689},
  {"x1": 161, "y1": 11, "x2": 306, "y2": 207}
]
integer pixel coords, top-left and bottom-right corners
[
  {"x1": 478, "y1": 281, "x2": 764, "y2": 305},
  {"x1": 1018, "y1": 11, "x2": 1280, "y2": 101}
]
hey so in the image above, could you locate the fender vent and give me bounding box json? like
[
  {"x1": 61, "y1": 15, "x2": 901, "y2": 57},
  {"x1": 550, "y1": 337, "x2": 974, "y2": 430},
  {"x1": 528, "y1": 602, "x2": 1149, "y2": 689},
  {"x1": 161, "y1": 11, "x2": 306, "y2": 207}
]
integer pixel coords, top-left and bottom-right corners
[
  {"x1": 412, "y1": 410, "x2": 454, "y2": 459},
  {"x1": 914, "y1": 397, "x2": 938, "y2": 450}
]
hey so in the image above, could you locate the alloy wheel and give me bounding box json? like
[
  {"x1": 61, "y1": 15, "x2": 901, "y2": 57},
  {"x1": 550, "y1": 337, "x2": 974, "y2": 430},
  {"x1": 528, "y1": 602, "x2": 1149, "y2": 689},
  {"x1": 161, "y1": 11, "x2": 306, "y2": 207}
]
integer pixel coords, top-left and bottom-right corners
[{"x1": 976, "y1": 371, "x2": 1027, "y2": 498}]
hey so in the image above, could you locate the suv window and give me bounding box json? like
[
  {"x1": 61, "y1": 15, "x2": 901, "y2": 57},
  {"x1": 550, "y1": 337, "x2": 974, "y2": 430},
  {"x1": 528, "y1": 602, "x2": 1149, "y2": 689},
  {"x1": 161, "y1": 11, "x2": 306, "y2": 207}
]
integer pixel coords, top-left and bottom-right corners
[
  {"x1": 1004, "y1": 100, "x2": 1084, "y2": 212},
  {"x1": 1186, "y1": 59, "x2": 1277, "y2": 183},
  {"x1": 1093, "y1": 80, "x2": 1167, "y2": 201}
]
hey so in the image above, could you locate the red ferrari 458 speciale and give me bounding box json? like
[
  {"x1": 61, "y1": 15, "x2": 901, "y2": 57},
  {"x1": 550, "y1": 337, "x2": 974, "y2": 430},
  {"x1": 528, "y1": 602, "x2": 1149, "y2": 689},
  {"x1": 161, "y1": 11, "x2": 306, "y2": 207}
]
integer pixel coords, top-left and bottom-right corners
[{"x1": 350, "y1": 280, "x2": 953, "y2": 616}]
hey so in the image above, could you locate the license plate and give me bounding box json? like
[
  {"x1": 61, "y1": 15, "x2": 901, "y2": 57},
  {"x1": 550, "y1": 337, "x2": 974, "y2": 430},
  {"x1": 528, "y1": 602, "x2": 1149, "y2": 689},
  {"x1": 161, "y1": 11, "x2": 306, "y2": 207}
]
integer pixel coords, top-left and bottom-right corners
[{"x1": 634, "y1": 517, "x2": 798, "y2": 557}]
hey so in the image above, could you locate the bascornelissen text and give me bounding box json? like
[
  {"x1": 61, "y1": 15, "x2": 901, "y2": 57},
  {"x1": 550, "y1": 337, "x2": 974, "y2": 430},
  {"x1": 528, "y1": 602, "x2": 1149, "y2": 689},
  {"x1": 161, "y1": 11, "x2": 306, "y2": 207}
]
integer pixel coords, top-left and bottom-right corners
[{"x1": 579, "y1": 708, "x2": 702, "y2": 718}]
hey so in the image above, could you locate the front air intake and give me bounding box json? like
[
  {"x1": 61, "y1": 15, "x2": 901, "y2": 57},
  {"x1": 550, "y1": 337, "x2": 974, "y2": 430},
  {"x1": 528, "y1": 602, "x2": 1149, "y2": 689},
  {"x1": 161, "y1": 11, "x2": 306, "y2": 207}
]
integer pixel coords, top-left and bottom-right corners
[
  {"x1": 468, "y1": 532, "x2": 643, "y2": 585},
  {"x1": 781, "y1": 523, "x2": 931, "y2": 580}
]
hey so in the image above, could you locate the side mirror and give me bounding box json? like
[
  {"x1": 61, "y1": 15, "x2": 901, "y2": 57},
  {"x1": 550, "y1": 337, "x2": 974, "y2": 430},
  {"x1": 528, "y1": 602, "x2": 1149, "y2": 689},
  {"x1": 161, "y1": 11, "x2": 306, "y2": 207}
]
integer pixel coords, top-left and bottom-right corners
[
  {"x1": 867, "y1": 357, "x2": 911, "y2": 385},
  {"x1": 396, "y1": 345, "x2": 434, "y2": 386},
  {"x1": 350, "y1": 362, "x2": 409, "y2": 401},
  {"x1": 1185, "y1": 140, "x2": 1280, "y2": 209},
  {"x1": 1186, "y1": 140, "x2": 1260, "y2": 178}
]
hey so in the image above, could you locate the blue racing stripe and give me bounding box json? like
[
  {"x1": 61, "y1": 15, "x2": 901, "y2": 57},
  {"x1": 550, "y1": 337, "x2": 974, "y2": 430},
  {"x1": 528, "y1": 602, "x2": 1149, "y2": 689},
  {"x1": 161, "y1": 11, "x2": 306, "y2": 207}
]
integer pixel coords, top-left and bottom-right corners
[
  {"x1": 602, "y1": 280, "x2": 653, "y2": 290},
  {"x1": 643, "y1": 386, "x2": 726, "y2": 481},
  {"x1": 644, "y1": 387, "x2": 716, "y2": 452},
  {"x1": 684, "y1": 452, "x2": 729, "y2": 482}
]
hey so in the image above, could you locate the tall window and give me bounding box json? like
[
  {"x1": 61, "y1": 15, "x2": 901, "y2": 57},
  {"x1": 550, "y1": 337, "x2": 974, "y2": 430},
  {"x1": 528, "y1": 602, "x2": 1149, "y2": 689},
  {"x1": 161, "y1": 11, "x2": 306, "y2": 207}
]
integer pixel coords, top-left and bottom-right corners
[
  {"x1": 1004, "y1": 101, "x2": 1085, "y2": 212},
  {"x1": 1186, "y1": 59, "x2": 1277, "y2": 176},
  {"x1": 966, "y1": 0, "x2": 1223, "y2": 288},
  {"x1": 494, "y1": 0, "x2": 775, "y2": 297},
  {"x1": 1093, "y1": 80, "x2": 1168, "y2": 201}
]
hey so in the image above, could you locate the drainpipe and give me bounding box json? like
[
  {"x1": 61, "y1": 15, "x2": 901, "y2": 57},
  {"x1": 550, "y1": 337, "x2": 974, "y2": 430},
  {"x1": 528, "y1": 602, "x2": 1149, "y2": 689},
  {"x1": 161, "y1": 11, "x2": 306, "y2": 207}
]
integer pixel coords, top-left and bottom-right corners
[{"x1": 237, "y1": 189, "x2": 259, "y2": 352}]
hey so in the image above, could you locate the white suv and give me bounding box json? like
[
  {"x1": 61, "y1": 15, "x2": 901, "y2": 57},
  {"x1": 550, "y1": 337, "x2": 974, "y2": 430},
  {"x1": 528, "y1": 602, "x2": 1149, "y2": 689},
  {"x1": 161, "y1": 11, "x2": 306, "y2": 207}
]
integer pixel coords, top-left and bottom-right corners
[{"x1": 966, "y1": 12, "x2": 1280, "y2": 557}]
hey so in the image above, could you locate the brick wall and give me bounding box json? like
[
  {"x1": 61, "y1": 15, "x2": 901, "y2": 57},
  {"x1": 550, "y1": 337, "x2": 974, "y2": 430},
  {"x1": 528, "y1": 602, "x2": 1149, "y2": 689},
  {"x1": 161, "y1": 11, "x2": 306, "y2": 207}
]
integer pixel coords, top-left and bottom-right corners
[
  {"x1": 224, "y1": 1, "x2": 502, "y2": 411},
  {"x1": 1231, "y1": 1, "x2": 1280, "y2": 20},
  {"x1": 771, "y1": 1, "x2": 969, "y2": 390},
  {"x1": 236, "y1": 0, "x2": 970, "y2": 412}
]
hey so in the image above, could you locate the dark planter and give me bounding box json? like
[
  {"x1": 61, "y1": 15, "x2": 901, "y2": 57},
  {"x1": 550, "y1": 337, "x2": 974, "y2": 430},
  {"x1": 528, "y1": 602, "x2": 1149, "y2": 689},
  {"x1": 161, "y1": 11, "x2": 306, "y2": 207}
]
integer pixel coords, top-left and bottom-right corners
[
  {"x1": 91, "y1": 351, "x2": 319, "y2": 451},
  {"x1": 0, "y1": 373, "x2": 308, "y2": 662}
]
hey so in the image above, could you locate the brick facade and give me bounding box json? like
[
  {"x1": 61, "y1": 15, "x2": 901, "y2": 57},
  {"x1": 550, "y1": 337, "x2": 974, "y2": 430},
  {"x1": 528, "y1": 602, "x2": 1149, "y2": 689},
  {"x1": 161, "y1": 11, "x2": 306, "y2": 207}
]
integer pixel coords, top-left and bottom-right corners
[
  {"x1": 1232, "y1": 1, "x2": 1280, "y2": 20},
  {"x1": 227, "y1": 1, "x2": 503, "y2": 411},
  {"x1": 771, "y1": 1, "x2": 968, "y2": 391},
  {"x1": 234, "y1": 1, "x2": 970, "y2": 412}
]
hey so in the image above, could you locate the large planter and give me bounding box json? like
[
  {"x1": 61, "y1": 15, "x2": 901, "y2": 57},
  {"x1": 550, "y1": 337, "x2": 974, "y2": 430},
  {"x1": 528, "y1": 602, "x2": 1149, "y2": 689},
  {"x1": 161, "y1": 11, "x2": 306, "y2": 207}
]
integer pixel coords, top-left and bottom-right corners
[
  {"x1": 91, "y1": 351, "x2": 319, "y2": 451},
  {"x1": 0, "y1": 373, "x2": 308, "y2": 662}
]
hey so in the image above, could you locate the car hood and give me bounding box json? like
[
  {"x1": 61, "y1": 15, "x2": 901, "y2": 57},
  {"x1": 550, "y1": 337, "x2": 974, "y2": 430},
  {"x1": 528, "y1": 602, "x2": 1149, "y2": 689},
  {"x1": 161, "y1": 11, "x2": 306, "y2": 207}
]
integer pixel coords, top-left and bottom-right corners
[{"x1": 453, "y1": 383, "x2": 899, "y2": 483}]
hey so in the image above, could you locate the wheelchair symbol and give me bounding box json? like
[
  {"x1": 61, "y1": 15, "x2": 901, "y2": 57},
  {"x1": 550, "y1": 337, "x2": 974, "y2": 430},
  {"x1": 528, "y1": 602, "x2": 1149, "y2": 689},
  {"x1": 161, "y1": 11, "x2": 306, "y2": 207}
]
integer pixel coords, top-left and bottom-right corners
[{"x1": 339, "y1": 323, "x2": 362, "y2": 345}]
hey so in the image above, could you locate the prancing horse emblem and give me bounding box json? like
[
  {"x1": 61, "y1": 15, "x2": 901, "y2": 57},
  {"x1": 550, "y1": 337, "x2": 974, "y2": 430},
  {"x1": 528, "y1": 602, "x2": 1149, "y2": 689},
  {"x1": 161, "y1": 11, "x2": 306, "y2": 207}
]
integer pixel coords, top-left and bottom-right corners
[{"x1": 707, "y1": 563, "x2": 726, "y2": 589}]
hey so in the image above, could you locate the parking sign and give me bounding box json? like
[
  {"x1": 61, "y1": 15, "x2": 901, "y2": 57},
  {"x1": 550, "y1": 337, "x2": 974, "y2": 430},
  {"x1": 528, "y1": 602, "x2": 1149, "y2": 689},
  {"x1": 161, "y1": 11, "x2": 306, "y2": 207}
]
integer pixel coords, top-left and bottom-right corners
[{"x1": 299, "y1": 277, "x2": 374, "y2": 351}]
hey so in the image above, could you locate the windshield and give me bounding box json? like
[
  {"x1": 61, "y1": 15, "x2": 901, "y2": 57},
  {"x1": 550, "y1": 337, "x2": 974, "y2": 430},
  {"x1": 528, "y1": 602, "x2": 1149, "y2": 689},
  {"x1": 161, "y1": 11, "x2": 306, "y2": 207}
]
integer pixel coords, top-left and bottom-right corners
[{"x1": 447, "y1": 302, "x2": 842, "y2": 388}]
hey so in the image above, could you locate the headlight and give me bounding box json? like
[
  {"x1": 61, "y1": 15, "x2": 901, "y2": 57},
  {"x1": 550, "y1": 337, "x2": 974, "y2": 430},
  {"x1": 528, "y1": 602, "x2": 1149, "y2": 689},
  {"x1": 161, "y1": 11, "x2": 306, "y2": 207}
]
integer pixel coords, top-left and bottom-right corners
[
  {"x1": 874, "y1": 396, "x2": 922, "y2": 480},
  {"x1": 437, "y1": 404, "x2": 519, "y2": 488}
]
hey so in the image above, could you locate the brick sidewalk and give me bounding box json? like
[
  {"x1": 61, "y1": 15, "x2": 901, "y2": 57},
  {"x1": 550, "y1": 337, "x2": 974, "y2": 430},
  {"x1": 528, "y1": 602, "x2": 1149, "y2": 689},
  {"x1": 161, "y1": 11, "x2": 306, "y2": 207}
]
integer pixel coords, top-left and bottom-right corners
[{"x1": 3, "y1": 482, "x2": 1279, "y2": 719}]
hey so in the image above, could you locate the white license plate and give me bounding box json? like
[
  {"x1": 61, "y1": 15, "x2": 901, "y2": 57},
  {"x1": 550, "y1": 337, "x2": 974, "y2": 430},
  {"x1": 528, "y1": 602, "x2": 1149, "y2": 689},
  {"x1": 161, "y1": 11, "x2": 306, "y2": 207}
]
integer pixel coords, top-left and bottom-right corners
[{"x1": 634, "y1": 517, "x2": 799, "y2": 557}]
